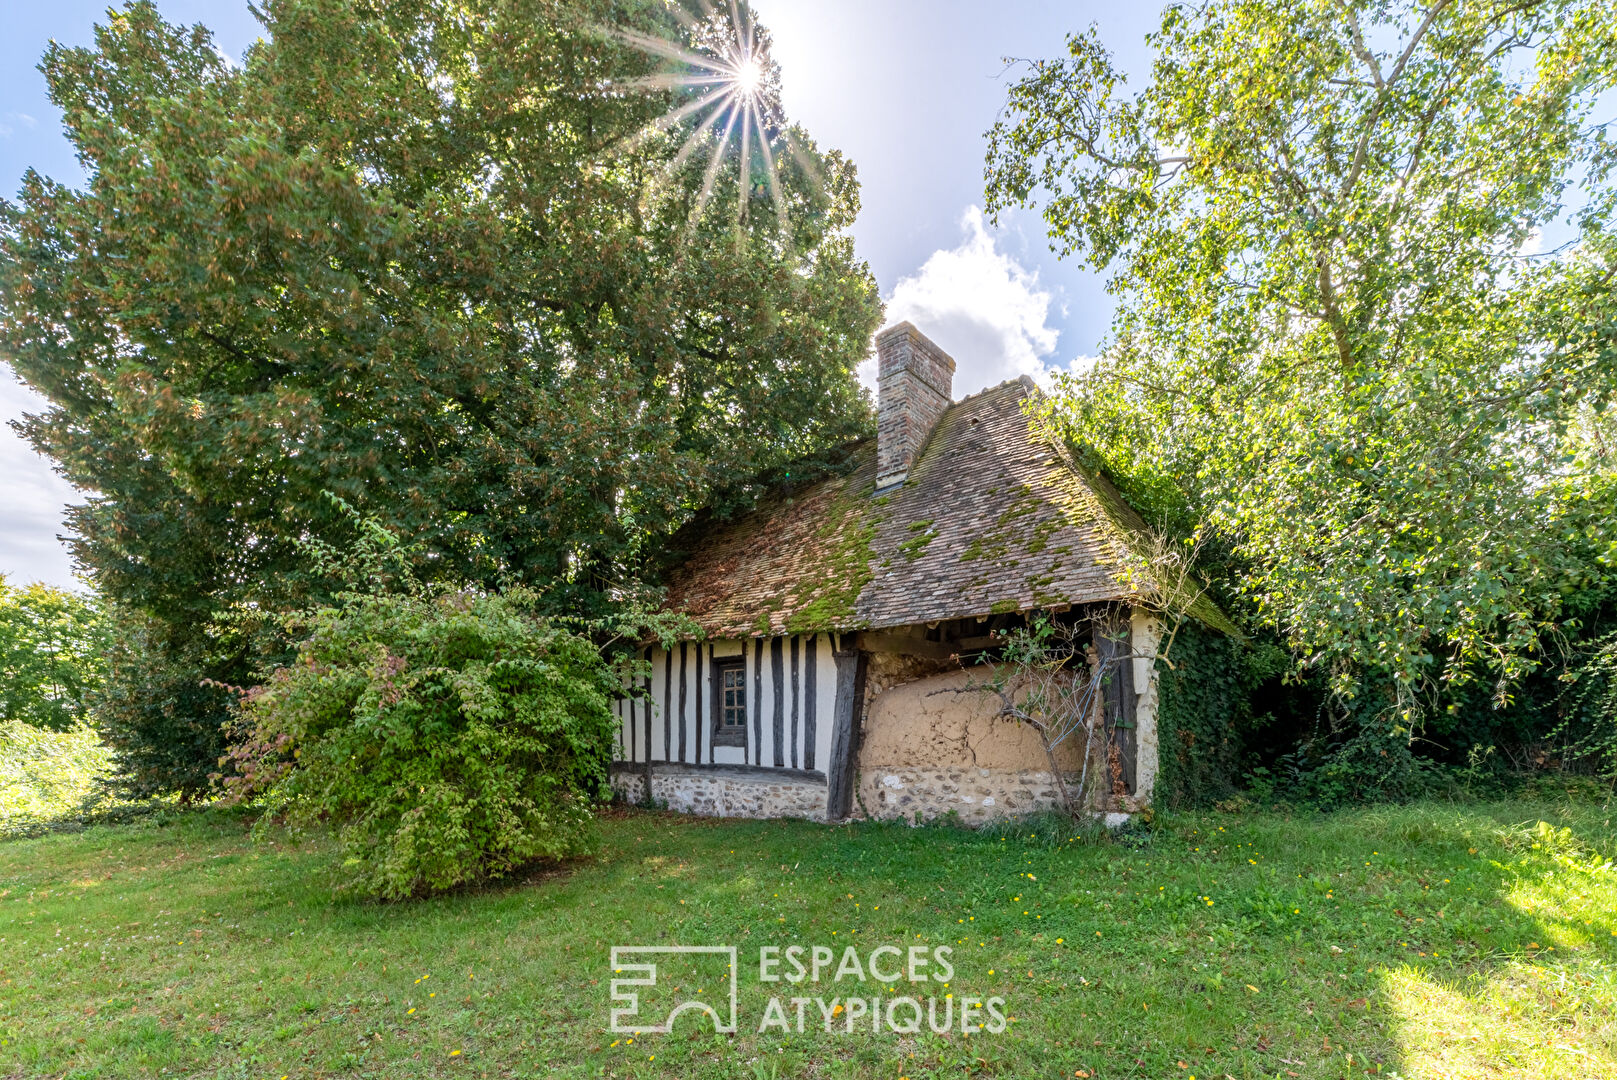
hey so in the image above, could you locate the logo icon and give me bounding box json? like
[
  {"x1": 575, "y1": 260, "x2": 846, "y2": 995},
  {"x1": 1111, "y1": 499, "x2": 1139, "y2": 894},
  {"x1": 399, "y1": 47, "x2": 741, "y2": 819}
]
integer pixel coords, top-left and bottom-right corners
[{"x1": 609, "y1": 945, "x2": 739, "y2": 1034}]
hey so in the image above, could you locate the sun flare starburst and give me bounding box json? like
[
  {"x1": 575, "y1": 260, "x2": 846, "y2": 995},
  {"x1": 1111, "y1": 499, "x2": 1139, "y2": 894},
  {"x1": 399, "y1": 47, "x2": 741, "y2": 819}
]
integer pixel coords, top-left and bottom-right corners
[
  {"x1": 608, "y1": 2, "x2": 811, "y2": 242},
  {"x1": 734, "y1": 58, "x2": 763, "y2": 94}
]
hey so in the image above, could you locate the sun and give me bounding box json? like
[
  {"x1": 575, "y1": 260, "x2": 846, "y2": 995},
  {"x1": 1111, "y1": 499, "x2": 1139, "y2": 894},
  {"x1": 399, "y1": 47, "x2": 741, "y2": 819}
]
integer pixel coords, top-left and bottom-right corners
[
  {"x1": 734, "y1": 57, "x2": 763, "y2": 96},
  {"x1": 607, "y1": 5, "x2": 807, "y2": 240}
]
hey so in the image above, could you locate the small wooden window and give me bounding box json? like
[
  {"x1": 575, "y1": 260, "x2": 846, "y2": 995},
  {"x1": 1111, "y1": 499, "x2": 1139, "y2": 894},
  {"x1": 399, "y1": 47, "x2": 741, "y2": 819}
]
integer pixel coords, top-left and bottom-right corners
[{"x1": 711, "y1": 658, "x2": 747, "y2": 748}]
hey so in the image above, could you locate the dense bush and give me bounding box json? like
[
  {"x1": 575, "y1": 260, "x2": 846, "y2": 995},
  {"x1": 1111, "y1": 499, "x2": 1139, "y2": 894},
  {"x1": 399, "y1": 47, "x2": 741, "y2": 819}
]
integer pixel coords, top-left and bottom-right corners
[
  {"x1": 1263, "y1": 570, "x2": 1617, "y2": 802},
  {"x1": 1553, "y1": 630, "x2": 1617, "y2": 780},
  {"x1": 224, "y1": 586, "x2": 627, "y2": 899}
]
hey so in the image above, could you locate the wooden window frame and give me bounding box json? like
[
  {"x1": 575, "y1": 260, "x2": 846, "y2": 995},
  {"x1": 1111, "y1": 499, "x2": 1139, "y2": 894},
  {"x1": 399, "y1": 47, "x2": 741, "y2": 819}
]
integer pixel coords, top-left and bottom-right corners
[{"x1": 710, "y1": 657, "x2": 748, "y2": 748}]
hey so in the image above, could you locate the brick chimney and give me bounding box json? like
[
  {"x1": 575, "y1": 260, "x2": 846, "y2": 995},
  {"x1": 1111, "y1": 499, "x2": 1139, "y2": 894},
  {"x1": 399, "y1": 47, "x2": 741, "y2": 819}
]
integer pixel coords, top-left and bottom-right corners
[{"x1": 874, "y1": 321, "x2": 955, "y2": 491}]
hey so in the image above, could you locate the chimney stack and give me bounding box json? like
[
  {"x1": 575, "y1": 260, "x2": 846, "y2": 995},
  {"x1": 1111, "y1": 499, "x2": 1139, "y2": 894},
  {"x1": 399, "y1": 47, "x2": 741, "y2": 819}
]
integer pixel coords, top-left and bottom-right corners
[{"x1": 874, "y1": 322, "x2": 955, "y2": 491}]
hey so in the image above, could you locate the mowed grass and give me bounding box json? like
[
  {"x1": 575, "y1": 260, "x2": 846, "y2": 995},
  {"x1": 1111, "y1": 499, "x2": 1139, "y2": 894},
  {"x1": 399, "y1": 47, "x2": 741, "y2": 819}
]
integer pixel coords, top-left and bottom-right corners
[{"x1": 1, "y1": 797, "x2": 1615, "y2": 1079}]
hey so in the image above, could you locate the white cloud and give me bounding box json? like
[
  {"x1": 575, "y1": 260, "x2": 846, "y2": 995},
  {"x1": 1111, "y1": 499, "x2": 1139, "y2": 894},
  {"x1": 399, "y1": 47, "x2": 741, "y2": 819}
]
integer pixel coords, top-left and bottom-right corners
[
  {"x1": 0, "y1": 112, "x2": 38, "y2": 138},
  {"x1": 868, "y1": 205, "x2": 1066, "y2": 397},
  {"x1": 0, "y1": 374, "x2": 82, "y2": 589}
]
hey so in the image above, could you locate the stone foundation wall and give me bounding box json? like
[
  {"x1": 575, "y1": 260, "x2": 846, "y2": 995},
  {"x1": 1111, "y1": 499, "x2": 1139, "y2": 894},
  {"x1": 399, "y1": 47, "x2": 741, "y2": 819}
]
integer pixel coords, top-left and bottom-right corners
[
  {"x1": 610, "y1": 765, "x2": 828, "y2": 822},
  {"x1": 856, "y1": 766, "x2": 1076, "y2": 826}
]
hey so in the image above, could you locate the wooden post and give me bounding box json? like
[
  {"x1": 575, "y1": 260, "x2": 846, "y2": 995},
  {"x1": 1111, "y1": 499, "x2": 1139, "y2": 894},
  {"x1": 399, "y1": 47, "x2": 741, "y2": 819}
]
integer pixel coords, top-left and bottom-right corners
[
  {"x1": 677, "y1": 643, "x2": 688, "y2": 764},
  {"x1": 642, "y1": 657, "x2": 654, "y2": 805},
  {"x1": 752, "y1": 639, "x2": 763, "y2": 766},
  {"x1": 663, "y1": 649, "x2": 673, "y2": 763},
  {"x1": 804, "y1": 635, "x2": 818, "y2": 771},
  {"x1": 826, "y1": 647, "x2": 868, "y2": 821},
  {"x1": 771, "y1": 637, "x2": 785, "y2": 768},
  {"x1": 1093, "y1": 614, "x2": 1136, "y2": 795},
  {"x1": 789, "y1": 636, "x2": 801, "y2": 770}
]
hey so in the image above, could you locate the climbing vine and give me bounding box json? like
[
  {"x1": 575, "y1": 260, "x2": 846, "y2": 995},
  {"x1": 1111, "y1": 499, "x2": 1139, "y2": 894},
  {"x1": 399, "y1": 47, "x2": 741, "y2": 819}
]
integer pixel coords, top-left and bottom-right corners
[{"x1": 1154, "y1": 619, "x2": 1251, "y2": 808}]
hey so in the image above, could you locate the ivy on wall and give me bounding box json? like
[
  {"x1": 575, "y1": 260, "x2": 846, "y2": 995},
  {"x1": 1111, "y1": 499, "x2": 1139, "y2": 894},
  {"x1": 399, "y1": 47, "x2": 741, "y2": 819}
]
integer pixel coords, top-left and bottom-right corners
[{"x1": 1154, "y1": 619, "x2": 1251, "y2": 809}]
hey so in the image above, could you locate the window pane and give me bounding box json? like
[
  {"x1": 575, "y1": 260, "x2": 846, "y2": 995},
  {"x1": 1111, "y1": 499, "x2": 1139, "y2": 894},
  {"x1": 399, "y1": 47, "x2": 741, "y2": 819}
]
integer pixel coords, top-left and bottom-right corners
[{"x1": 714, "y1": 662, "x2": 746, "y2": 740}]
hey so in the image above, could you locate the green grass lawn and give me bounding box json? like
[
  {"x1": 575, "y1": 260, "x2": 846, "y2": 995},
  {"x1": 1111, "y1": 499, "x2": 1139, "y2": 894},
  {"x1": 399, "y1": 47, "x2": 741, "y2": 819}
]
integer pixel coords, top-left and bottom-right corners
[{"x1": 1, "y1": 797, "x2": 1614, "y2": 1079}]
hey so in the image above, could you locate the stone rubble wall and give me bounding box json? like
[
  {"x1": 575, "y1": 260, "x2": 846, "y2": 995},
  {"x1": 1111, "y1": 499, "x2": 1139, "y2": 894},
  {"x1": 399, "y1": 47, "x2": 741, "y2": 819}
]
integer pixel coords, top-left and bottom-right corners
[
  {"x1": 609, "y1": 768, "x2": 827, "y2": 822},
  {"x1": 856, "y1": 765, "x2": 1079, "y2": 826}
]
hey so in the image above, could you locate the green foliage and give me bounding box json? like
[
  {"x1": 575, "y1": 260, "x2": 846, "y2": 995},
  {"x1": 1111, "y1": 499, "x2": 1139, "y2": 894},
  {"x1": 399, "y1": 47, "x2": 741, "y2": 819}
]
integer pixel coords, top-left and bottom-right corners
[
  {"x1": 1262, "y1": 717, "x2": 1452, "y2": 809},
  {"x1": 1546, "y1": 627, "x2": 1617, "y2": 780},
  {"x1": 216, "y1": 505, "x2": 663, "y2": 898},
  {"x1": 93, "y1": 611, "x2": 236, "y2": 801},
  {"x1": 987, "y1": 0, "x2": 1617, "y2": 722},
  {"x1": 228, "y1": 585, "x2": 625, "y2": 899},
  {"x1": 1154, "y1": 619, "x2": 1261, "y2": 808},
  {"x1": 0, "y1": 0, "x2": 881, "y2": 794},
  {"x1": 0, "y1": 576, "x2": 110, "y2": 731},
  {"x1": 0, "y1": 720, "x2": 115, "y2": 836}
]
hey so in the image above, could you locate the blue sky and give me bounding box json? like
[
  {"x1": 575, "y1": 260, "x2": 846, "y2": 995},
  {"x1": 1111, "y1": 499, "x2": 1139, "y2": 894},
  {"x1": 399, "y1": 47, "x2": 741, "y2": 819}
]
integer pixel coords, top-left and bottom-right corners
[{"x1": 0, "y1": 1, "x2": 1163, "y2": 588}]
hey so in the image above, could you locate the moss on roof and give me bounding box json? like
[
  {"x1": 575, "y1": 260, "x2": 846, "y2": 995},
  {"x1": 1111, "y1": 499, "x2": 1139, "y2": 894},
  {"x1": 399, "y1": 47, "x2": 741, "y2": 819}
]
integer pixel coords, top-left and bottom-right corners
[{"x1": 662, "y1": 378, "x2": 1229, "y2": 638}]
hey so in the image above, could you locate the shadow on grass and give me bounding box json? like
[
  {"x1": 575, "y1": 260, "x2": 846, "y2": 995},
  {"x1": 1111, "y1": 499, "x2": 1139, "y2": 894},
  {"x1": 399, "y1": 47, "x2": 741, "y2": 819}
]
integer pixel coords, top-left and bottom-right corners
[{"x1": 1366, "y1": 810, "x2": 1617, "y2": 1077}]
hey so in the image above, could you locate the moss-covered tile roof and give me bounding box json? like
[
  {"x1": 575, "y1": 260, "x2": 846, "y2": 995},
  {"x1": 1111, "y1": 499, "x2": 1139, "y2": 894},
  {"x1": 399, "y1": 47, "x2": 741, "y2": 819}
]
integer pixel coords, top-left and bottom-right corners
[{"x1": 662, "y1": 377, "x2": 1193, "y2": 638}]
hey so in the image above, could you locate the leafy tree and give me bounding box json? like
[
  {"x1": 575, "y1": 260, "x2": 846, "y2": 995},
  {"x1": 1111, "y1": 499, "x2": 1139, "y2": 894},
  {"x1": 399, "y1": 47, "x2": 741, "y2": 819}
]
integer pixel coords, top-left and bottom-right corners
[
  {"x1": 0, "y1": 575, "x2": 110, "y2": 731},
  {"x1": 0, "y1": 0, "x2": 880, "y2": 791},
  {"x1": 93, "y1": 609, "x2": 236, "y2": 799},
  {"x1": 987, "y1": 0, "x2": 1617, "y2": 728},
  {"x1": 0, "y1": 718, "x2": 115, "y2": 833}
]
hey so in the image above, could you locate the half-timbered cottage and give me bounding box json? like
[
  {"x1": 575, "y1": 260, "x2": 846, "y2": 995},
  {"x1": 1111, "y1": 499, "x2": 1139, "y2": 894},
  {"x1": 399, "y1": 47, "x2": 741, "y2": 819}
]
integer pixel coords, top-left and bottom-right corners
[{"x1": 610, "y1": 321, "x2": 1226, "y2": 824}]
